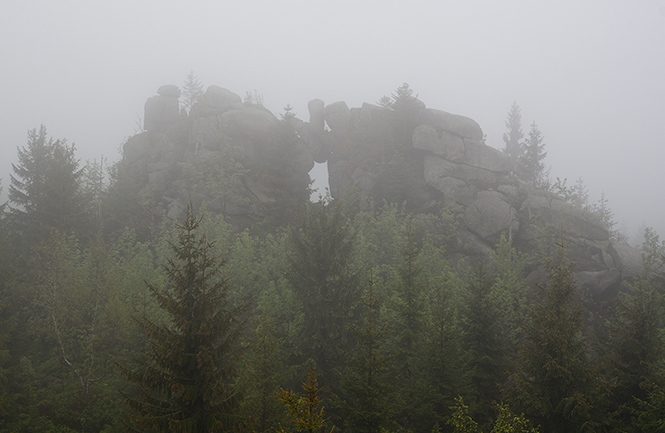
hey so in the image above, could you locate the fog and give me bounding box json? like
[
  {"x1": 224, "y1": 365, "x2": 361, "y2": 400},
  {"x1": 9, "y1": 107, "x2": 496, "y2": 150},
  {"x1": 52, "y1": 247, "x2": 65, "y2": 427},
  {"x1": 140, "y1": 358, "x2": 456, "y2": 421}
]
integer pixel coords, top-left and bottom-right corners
[{"x1": 1, "y1": 1, "x2": 663, "y2": 241}]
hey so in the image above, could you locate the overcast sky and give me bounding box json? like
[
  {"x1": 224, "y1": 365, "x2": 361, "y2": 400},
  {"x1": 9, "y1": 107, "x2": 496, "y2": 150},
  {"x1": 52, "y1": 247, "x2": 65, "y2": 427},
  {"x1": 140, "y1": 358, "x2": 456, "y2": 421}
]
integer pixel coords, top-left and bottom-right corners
[{"x1": 1, "y1": 0, "x2": 663, "y2": 242}]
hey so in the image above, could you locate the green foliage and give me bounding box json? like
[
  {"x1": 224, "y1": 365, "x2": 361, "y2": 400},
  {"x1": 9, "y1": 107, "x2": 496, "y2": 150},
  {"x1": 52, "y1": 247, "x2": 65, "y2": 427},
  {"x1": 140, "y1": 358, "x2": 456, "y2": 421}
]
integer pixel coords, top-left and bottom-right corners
[
  {"x1": 285, "y1": 200, "x2": 361, "y2": 391},
  {"x1": 549, "y1": 177, "x2": 589, "y2": 210},
  {"x1": 448, "y1": 396, "x2": 480, "y2": 433},
  {"x1": 119, "y1": 206, "x2": 248, "y2": 432},
  {"x1": 462, "y1": 264, "x2": 509, "y2": 425},
  {"x1": 420, "y1": 268, "x2": 466, "y2": 429},
  {"x1": 510, "y1": 243, "x2": 597, "y2": 433},
  {"x1": 9, "y1": 126, "x2": 90, "y2": 246},
  {"x1": 607, "y1": 227, "x2": 665, "y2": 428},
  {"x1": 238, "y1": 310, "x2": 289, "y2": 433},
  {"x1": 490, "y1": 233, "x2": 529, "y2": 348},
  {"x1": 277, "y1": 366, "x2": 333, "y2": 433},
  {"x1": 491, "y1": 404, "x2": 539, "y2": 433},
  {"x1": 517, "y1": 122, "x2": 547, "y2": 187},
  {"x1": 392, "y1": 222, "x2": 427, "y2": 377},
  {"x1": 340, "y1": 274, "x2": 394, "y2": 433},
  {"x1": 180, "y1": 145, "x2": 253, "y2": 218},
  {"x1": 640, "y1": 227, "x2": 665, "y2": 277}
]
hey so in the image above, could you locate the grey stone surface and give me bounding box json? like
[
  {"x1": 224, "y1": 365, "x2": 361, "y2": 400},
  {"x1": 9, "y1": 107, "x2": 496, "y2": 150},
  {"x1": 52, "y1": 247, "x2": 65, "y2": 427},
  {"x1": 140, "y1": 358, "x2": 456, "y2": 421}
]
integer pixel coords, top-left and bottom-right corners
[
  {"x1": 194, "y1": 85, "x2": 243, "y2": 116},
  {"x1": 144, "y1": 95, "x2": 180, "y2": 131},
  {"x1": 464, "y1": 191, "x2": 519, "y2": 241},
  {"x1": 608, "y1": 242, "x2": 644, "y2": 279},
  {"x1": 463, "y1": 139, "x2": 512, "y2": 173},
  {"x1": 324, "y1": 101, "x2": 352, "y2": 137},
  {"x1": 308, "y1": 99, "x2": 325, "y2": 132},
  {"x1": 575, "y1": 269, "x2": 622, "y2": 294},
  {"x1": 412, "y1": 124, "x2": 465, "y2": 161},
  {"x1": 424, "y1": 155, "x2": 502, "y2": 188},
  {"x1": 157, "y1": 84, "x2": 181, "y2": 98},
  {"x1": 417, "y1": 108, "x2": 483, "y2": 140}
]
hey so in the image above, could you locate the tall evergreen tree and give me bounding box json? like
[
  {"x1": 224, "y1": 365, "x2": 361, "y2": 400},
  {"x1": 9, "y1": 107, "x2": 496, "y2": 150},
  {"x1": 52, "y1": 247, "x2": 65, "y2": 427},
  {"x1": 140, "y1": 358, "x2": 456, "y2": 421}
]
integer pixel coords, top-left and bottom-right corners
[
  {"x1": 608, "y1": 227, "x2": 665, "y2": 429},
  {"x1": 119, "y1": 206, "x2": 247, "y2": 433},
  {"x1": 392, "y1": 223, "x2": 426, "y2": 379},
  {"x1": 510, "y1": 244, "x2": 597, "y2": 433},
  {"x1": 285, "y1": 200, "x2": 360, "y2": 394},
  {"x1": 340, "y1": 274, "x2": 394, "y2": 433},
  {"x1": 420, "y1": 272, "x2": 466, "y2": 431},
  {"x1": 503, "y1": 101, "x2": 524, "y2": 165},
  {"x1": 182, "y1": 70, "x2": 204, "y2": 114},
  {"x1": 390, "y1": 223, "x2": 429, "y2": 429},
  {"x1": 517, "y1": 122, "x2": 548, "y2": 187},
  {"x1": 9, "y1": 126, "x2": 88, "y2": 245},
  {"x1": 462, "y1": 264, "x2": 509, "y2": 426}
]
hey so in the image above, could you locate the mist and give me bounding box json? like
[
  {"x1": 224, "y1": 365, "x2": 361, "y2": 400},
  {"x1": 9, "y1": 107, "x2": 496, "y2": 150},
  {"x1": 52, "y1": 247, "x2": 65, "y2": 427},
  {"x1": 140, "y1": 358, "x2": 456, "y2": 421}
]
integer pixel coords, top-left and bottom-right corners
[{"x1": 1, "y1": 0, "x2": 663, "y2": 241}]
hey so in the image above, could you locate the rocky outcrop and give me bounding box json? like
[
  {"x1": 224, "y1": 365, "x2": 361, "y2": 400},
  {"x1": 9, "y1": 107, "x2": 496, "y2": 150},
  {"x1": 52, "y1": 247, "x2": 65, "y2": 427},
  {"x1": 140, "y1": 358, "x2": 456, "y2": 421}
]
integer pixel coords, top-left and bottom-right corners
[
  {"x1": 123, "y1": 84, "x2": 654, "y2": 299},
  {"x1": 144, "y1": 85, "x2": 181, "y2": 132},
  {"x1": 291, "y1": 96, "x2": 647, "y2": 296},
  {"x1": 124, "y1": 85, "x2": 315, "y2": 227}
]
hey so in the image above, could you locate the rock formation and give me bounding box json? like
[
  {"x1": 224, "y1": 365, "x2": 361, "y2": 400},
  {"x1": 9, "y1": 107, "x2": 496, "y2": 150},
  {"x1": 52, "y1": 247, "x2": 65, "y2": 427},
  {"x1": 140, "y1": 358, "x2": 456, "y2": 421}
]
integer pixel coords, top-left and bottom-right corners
[{"x1": 120, "y1": 84, "x2": 648, "y2": 299}]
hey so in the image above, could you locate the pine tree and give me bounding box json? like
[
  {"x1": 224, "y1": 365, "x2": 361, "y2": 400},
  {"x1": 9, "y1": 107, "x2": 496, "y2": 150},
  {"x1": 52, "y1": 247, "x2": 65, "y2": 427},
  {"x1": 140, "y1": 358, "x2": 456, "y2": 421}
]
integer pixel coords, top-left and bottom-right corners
[
  {"x1": 277, "y1": 366, "x2": 333, "y2": 433},
  {"x1": 239, "y1": 310, "x2": 289, "y2": 433},
  {"x1": 340, "y1": 274, "x2": 394, "y2": 433},
  {"x1": 182, "y1": 70, "x2": 204, "y2": 114},
  {"x1": 392, "y1": 223, "x2": 426, "y2": 379},
  {"x1": 517, "y1": 122, "x2": 548, "y2": 187},
  {"x1": 9, "y1": 126, "x2": 88, "y2": 245},
  {"x1": 462, "y1": 264, "x2": 509, "y2": 426},
  {"x1": 503, "y1": 101, "x2": 524, "y2": 165},
  {"x1": 609, "y1": 227, "x2": 665, "y2": 428},
  {"x1": 421, "y1": 272, "x2": 466, "y2": 430},
  {"x1": 119, "y1": 205, "x2": 247, "y2": 433},
  {"x1": 390, "y1": 223, "x2": 429, "y2": 429},
  {"x1": 490, "y1": 233, "x2": 529, "y2": 350},
  {"x1": 510, "y1": 243, "x2": 596, "y2": 433},
  {"x1": 286, "y1": 200, "x2": 360, "y2": 394}
]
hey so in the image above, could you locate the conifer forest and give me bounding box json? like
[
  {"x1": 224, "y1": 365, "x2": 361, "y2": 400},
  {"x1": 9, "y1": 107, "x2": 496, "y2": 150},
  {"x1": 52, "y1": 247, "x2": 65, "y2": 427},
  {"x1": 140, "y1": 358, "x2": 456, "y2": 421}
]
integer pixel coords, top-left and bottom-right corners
[{"x1": 1, "y1": 83, "x2": 665, "y2": 433}]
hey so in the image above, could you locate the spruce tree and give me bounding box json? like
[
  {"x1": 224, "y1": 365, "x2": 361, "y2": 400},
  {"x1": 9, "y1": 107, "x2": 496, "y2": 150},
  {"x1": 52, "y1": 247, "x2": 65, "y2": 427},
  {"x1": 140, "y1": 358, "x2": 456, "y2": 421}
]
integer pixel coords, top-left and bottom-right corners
[
  {"x1": 462, "y1": 264, "x2": 508, "y2": 426},
  {"x1": 119, "y1": 206, "x2": 247, "y2": 433},
  {"x1": 182, "y1": 70, "x2": 204, "y2": 114},
  {"x1": 608, "y1": 228, "x2": 665, "y2": 429},
  {"x1": 285, "y1": 200, "x2": 360, "y2": 394},
  {"x1": 340, "y1": 274, "x2": 394, "y2": 433},
  {"x1": 502, "y1": 101, "x2": 524, "y2": 165},
  {"x1": 390, "y1": 223, "x2": 428, "y2": 429},
  {"x1": 9, "y1": 126, "x2": 88, "y2": 246},
  {"x1": 510, "y1": 243, "x2": 596, "y2": 433},
  {"x1": 517, "y1": 122, "x2": 548, "y2": 187}
]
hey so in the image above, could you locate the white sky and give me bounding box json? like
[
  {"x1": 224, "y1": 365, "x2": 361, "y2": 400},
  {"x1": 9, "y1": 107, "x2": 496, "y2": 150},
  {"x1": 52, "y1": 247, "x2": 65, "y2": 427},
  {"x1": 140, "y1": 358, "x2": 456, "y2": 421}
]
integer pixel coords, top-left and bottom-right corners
[{"x1": 1, "y1": 0, "x2": 664, "y2": 241}]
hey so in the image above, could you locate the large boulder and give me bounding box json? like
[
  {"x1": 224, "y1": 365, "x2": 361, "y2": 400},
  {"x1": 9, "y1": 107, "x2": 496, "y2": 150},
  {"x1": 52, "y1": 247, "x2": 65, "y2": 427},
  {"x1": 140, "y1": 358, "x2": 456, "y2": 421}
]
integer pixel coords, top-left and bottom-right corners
[
  {"x1": 462, "y1": 139, "x2": 512, "y2": 173},
  {"x1": 157, "y1": 84, "x2": 181, "y2": 98},
  {"x1": 464, "y1": 191, "x2": 519, "y2": 242},
  {"x1": 413, "y1": 124, "x2": 465, "y2": 161},
  {"x1": 519, "y1": 193, "x2": 610, "y2": 242},
  {"x1": 417, "y1": 108, "x2": 484, "y2": 141},
  {"x1": 193, "y1": 85, "x2": 243, "y2": 117},
  {"x1": 357, "y1": 103, "x2": 395, "y2": 145},
  {"x1": 144, "y1": 95, "x2": 180, "y2": 131},
  {"x1": 424, "y1": 155, "x2": 503, "y2": 191},
  {"x1": 608, "y1": 242, "x2": 644, "y2": 279},
  {"x1": 123, "y1": 132, "x2": 153, "y2": 164},
  {"x1": 324, "y1": 101, "x2": 353, "y2": 137},
  {"x1": 308, "y1": 99, "x2": 325, "y2": 132}
]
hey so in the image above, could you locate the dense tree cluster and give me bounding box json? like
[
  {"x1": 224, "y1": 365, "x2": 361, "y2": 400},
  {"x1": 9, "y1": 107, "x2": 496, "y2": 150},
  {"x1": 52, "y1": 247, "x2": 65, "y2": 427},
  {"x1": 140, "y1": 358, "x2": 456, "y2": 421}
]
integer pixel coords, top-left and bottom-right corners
[{"x1": 0, "y1": 100, "x2": 663, "y2": 433}]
